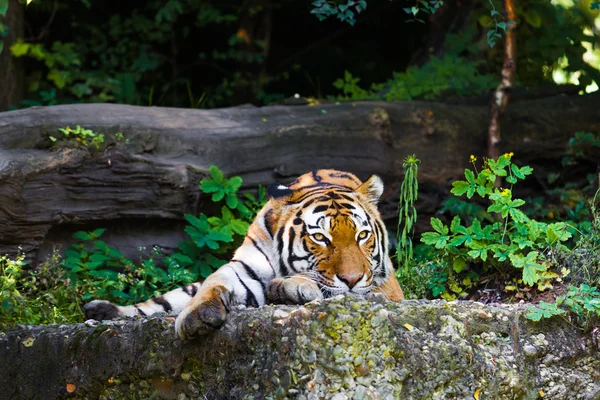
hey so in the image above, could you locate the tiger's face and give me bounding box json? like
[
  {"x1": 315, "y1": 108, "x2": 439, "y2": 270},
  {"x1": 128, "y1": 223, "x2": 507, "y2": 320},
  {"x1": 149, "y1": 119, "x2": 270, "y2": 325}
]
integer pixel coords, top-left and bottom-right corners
[
  {"x1": 302, "y1": 208, "x2": 377, "y2": 296},
  {"x1": 267, "y1": 170, "x2": 390, "y2": 298}
]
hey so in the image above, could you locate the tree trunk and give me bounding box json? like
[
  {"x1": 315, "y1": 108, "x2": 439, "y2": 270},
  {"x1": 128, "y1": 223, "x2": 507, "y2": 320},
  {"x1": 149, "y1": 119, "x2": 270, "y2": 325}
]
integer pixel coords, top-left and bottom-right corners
[
  {"x1": 0, "y1": 94, "x2": 599, "y2": 263},
  {"x1": 0, "y1": 0, "x2": 24, "y2": 111},
  {"x1": 0, "y1": 297, "x2": 598, "y2": 399}
]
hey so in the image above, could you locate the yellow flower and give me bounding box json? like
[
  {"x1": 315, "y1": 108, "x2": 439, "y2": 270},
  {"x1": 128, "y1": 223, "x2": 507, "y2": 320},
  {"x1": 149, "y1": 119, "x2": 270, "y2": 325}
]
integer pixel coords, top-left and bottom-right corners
[
  {"x1": 500, "y1": 188, "x2": 510, "y2": 197},
  {"x1": 470, "y1": 155, "x2": 477, "y2": 163},
  {"x1": 504, "y1": 152, "x2": 514, "y2": 158}
]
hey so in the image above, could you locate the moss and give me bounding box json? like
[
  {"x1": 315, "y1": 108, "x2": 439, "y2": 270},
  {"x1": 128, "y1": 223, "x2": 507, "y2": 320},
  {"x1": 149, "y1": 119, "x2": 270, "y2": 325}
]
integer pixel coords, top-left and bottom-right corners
[{"x1": 2, "y1": 298, "x2": 599, "y2": 399}]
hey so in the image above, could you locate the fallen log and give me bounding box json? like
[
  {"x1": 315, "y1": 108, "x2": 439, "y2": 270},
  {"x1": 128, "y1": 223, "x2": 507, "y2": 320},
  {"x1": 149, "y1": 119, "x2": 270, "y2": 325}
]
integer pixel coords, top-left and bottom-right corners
[
  {"x1": 0, "y1": 94, "x2": 599, "y2": 262},
  {"x1": 0, "y1": 297, "x2": 598, "y2": 399}
]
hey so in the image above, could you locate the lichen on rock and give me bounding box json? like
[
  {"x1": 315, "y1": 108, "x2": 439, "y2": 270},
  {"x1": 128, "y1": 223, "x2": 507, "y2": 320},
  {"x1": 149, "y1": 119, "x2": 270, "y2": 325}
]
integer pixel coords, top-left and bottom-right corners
[{"x1": 0, "y1": 296, "x2": 598, "y2": 399}]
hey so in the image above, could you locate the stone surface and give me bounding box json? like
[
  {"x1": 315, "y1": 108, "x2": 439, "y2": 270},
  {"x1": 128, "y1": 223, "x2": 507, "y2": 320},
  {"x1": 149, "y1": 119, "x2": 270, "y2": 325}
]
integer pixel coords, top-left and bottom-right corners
[{"x1": 0, "y1": 297, "x2": 598, "y2": 399}]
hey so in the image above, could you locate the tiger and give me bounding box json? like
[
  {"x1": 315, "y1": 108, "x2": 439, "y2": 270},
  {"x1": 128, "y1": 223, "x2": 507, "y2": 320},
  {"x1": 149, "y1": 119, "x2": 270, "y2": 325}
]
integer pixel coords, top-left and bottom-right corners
[{"x1": 83, "y1": 169, "x2": 404, "y2": 339}]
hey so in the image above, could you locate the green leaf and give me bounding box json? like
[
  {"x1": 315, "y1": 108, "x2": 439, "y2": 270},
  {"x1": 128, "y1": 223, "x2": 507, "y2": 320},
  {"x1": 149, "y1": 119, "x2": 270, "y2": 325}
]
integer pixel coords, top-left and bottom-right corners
[
  {"x1": 545, "y1": 223, "x2": 572, "y2": 243},
  {"x1": 449, "y1": 235, "x2": 467, "y2": 247},
  {"x1": 509, "y1": 251, "x2": 546, "y2": 285},
  {"x1": 10, "y1": 40, "x2": 29, "y2": 57},
  {"x1": 0, "y1": 0, "x2": 8, "y2": 16},
  {"x1": 200, "y1": 180, "x2": 221, "y2": 194},
  {"x1": 430, "y1": 218, "x2": 448, "y2": 235},
  {"x1": 452, "y1": 258, "x2": 466, "y2": 273},
  {"x1": 73, "y1": 231, "x2": 93, "y2": 241},
  {"x1": 228, "y1": 219, "x2": 249, "y2": 235},
  {"x1": 88, "y1": 269, "x2": 119, "y2": 279},
  {"x1": 524, "y1": 10, "x2": 542, "y2": 28},
  {"x1": 86, "y1": 261, "x2": 105, "y2": 270},
  {"x1": 225, "y1": 194, "x2": 238, "y2": 209},
  {"x1": 421, "y1": 232, "x2": 448, "y2": 249},
  {"x1": 449, "y1": 216, "x2": 462, "y2": 234},
  {"x1": 465, "y1": 169, "x2": 476, "y2": 184},
  {"x1": 170, "y1": 252, "x2": 193, "y2": 264},
  {"x1": 185, "y1": 214, "x2": 210, "y2": 233},
  {"x1": 526, "y1": 302, "x2": 565, "y2": 321},
  {"x1": 90, "y1": 228, "x2": 106, "y2": 238},
  {"x1": 510, "y1": 199, "x2": 525, "y2": 208},
  {"x1": 451, "y1": 180, "x2": 471, "y2": 197},
  {"x1": 209, "y1": 165, "x2": 224, "y2": 184},
  {"x1": 488, "y1": 157, "x2": 509, "y2": 177},
  {"x1": 228, "y1": 176, "x2": 243, "y2": 192}
]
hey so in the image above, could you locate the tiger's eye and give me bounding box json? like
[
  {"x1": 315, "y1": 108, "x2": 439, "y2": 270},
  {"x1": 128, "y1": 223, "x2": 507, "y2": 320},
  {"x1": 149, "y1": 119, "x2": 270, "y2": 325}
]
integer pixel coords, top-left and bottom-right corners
[
  {"x1": 358, "y1": 231, "x2": 369, "y2": 240},
  {"x1": 313, "y1": 233, "x2": 325, "y2": 241}
]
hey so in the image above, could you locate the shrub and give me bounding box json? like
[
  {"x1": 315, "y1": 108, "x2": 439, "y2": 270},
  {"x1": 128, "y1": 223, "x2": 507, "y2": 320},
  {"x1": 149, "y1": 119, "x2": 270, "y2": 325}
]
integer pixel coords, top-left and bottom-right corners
[{"x1": 421, "y1": 153, "x2": 572, "y2": 300}]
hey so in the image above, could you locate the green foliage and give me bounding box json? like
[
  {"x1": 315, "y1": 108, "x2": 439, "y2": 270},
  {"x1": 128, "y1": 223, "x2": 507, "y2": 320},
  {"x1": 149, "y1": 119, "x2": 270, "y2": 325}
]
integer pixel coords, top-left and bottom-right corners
[
  {"x1": 0, "y1": 0, "x2": 8, "y2": 55},
  {"x1": 332, "y1": 70, "x2": 377, "y2": 100},
  {"x1": 527, "y1": 285, "x2": 600, "y2": 331},
  {"x1": 10, "y1": 1, "x2": 285, "y2": 108},
  {"x1": 332, "y1": 55, "x2": 496, "y2": 101},
  {"x1": 50, "y1": 125, "x2": 104, "y2": 149},
  {"x1": 383, "y1": 55, "x2": 496, "y2": 101},
  {"x1": 421, "y1": 153, "x2": 572, "y2": 300},
  {"x1": 526, "y1": 188, "x2": 600, "y2": 330},
  {"x1": 484, "y1": 0, "x2": 516, "y2": 47},
  {"x1": 310, "y1": 0, "x2": 367, "y2": 25},
  {"x1": 562, "y1": 131, "x2": 600, "y2": 167},
  {"x1": 395, "y1": 155, "x2": 420, "y2": 277},
  {"x1": 168, "y1": 166, "x2": 267, "y2": 279},
  {"x1": 402, "y1": 0, "x2": 444, "y2": 24},
  {"x1": 1, "y1": 252, "x2": 83, "y2": 328},
  {"x1": 477, "y1": 0, "x2": 600, "y2": 89},
  {"x1": 521, "y1": 132, "x2": 600, "y2": 242},
  {"x1": 61, "y1": 229, "x2": 196, "y2": 304},
  {"x1": 48, "y1": 125, "x2": 128, "y2": 151}
]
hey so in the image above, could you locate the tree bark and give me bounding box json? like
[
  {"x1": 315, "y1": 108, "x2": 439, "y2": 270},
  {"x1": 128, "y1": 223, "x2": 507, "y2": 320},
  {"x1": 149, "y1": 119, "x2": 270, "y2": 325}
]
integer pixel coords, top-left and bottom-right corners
[
  {"x1": 0, "y1": 94, "x2": 599, "y2": 263},
  {"x1": 488, "y1": 0, "x2": 517, "y2": 162},
  {"x1": 0, "y1": 297, "x2": 598, "y2": 399},
  {"x1": 0, "y1": 0, "x2": 24, "y2": 111}
]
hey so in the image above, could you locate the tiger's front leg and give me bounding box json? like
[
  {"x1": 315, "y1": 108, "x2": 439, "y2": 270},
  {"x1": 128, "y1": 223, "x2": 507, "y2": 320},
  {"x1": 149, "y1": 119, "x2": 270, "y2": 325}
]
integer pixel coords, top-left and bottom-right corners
[
  {"x1": 174, "y1": 282, "x2": 232, "y2": 340},
  {"x1": 267, "y1": 274, "x2": 324, "y2": 305},
  {"x1": 175, "y1": 258, "x2": 269, "y2": 339}
]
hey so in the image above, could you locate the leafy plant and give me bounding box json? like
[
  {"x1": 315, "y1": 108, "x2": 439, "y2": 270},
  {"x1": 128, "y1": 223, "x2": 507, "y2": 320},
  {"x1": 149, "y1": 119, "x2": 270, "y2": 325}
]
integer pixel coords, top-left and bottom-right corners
[
  {"x1": 61, "y1": 229, "x2": 195, "y2": 304},
  {"x1": 167, "y1": 165, "x2": 267, "y2": 278},
  {"x1": 1, "y1": 251, "x2": 83, "y2": 328},
  {"x1": 48, "y1": 125, "x2": 128, "y2": 151},
  {"x1": 421, "y1": 153, "x2": 572, "y2": 300},
  {"x1": 527, "y1": 285, "x2": 600, "y2": 331},
  {"x1": 396, "y1": 154, "x2": 420, "y2": 277},
  {"x1": 484, "y1": 0, "x2": 516, "y2": 47},
  {"x1": 332, "y1": 56, "x2": 496, "y2": 102},
  {"x1": 310, "y1": 0, "x2": 368, "y2": 25},
  {"x1": 526, "y1": 188, "x2": 600, "y2": 330},
  {"x1": 332, "y1": 70, "x2": 377, "y2": 101}
]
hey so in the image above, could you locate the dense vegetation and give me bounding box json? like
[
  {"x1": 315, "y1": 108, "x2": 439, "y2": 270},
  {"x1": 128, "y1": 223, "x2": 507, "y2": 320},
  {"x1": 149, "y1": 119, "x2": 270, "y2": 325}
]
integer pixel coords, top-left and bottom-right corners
[
  {"x1": 0, "y1": 0, "x2": 599, "y2": 109},
  {"x1": 1, "y1": 0, "x2": 600, "y2": 330}
]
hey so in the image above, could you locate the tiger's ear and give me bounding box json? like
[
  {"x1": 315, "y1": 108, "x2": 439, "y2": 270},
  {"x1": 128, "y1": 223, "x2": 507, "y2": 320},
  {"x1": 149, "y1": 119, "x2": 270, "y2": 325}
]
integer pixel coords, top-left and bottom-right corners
[
  {"x1": 267, "y1": 182, "x2": 293, "y2": 199},
  {"x1": 357, "y1": 175, "x2": 384, "y2": 204}
]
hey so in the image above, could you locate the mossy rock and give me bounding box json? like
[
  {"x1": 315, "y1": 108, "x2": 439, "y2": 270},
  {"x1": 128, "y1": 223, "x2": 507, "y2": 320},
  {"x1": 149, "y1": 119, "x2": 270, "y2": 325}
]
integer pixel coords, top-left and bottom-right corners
[{"x1": 1, "y1": 297, "x2": 599, "y2": 399}]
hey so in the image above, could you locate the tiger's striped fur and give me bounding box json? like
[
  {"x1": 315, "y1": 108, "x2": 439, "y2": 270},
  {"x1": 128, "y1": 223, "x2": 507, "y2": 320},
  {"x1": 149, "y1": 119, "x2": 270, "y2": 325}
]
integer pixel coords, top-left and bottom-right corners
[{"x1": 84, "y1": 169, "x2": 404, "y2": 339}]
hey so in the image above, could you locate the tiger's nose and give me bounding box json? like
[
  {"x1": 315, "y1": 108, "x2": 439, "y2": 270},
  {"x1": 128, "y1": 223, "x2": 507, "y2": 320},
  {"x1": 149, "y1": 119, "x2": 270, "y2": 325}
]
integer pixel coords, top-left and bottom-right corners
[{"x1": 337, "y1": 273, "x2": 363, "y2": 289}]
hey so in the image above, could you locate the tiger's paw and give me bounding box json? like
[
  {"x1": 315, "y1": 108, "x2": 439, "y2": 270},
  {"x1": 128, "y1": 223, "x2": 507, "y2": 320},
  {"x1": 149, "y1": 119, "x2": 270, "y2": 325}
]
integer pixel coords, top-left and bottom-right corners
[
  {"x1": 175, "y1": 285, "x2": 229, "y2": 340},
  {"x1": 84, "y1": 300, "x2": 121, "y2": 321},
  {"x1": 267, "y1": 275, "x2": 324, "y2": 305}
]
